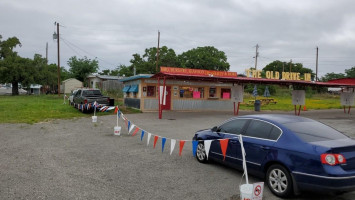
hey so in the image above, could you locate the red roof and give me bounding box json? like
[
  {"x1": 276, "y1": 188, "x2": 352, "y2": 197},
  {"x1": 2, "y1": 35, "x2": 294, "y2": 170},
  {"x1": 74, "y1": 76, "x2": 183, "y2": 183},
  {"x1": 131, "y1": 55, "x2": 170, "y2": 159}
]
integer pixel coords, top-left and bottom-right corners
[
  {"x1": 151, "y1": 72, "x2": 355, "y2": 88},
  {"x1": 326, "y1": 78, "x2": 355, "y2": 85}
]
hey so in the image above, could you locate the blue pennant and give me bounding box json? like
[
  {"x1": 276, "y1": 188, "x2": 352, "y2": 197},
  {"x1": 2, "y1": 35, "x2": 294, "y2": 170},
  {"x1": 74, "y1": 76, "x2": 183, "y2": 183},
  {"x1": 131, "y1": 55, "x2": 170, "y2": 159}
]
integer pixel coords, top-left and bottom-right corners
[{"x1": 192, "y1": 141, "x2": 198, "y2": 157}]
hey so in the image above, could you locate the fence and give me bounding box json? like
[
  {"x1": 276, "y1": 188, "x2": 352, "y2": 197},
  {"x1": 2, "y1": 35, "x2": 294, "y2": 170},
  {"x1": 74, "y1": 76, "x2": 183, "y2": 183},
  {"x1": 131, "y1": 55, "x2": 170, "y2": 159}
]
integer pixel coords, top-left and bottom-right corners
[{"x1": 102, "y1": 80, "x2": 123, "y2": 92}]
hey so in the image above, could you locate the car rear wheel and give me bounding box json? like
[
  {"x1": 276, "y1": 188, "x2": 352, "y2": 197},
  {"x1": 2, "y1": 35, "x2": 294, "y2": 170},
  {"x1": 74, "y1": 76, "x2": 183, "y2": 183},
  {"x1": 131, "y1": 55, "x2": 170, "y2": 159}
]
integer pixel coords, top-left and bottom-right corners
[
  {"x1": 196, "y1": 142, "x2": 207, "y2": 163},
  {"x1": 266, "y1": 164, "x2": 293, "y2": 198}
]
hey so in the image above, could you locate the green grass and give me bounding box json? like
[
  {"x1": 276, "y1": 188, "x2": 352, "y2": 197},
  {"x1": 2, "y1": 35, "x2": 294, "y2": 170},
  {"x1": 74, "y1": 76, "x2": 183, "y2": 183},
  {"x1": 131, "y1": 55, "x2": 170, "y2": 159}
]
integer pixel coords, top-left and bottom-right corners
[
  {"x1": 0, "y1": 95, "x2": 139, "y2": 124},
  {"x1": 0, "y1": 90, "x2": 342, "y2": 124}
]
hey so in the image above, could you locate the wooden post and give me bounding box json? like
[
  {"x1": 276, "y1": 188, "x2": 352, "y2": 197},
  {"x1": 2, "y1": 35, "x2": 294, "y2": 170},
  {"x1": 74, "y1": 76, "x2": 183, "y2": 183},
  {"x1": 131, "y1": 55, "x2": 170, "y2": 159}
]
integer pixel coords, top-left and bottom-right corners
[
  {"x1": 158, "y1": 77, "x2": 161, "y2": 119},
  {"x1": 298, "y1": 105, "x2": 301, "y2": 116},
  {"x1": 237, "y1": 102, "x2": 240, "y2": 115}
]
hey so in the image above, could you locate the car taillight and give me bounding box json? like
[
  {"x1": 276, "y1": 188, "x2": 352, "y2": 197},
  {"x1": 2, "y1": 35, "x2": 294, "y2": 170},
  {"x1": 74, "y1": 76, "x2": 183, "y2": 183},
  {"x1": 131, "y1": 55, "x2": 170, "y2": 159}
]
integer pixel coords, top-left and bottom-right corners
[
  {"x1": 321, "y1": 154, "x2": 346, "y2": 165},
  {"x1": 84, "y1": 99, "x2": 87, "y2": 104}
]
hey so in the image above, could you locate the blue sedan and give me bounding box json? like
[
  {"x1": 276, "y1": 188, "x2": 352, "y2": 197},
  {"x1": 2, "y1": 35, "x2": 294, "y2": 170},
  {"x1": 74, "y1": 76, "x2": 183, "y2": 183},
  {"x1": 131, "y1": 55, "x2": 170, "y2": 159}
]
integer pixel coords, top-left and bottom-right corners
[{"x1": 192, "y1": 114, "x2": 355, "y2": 198}]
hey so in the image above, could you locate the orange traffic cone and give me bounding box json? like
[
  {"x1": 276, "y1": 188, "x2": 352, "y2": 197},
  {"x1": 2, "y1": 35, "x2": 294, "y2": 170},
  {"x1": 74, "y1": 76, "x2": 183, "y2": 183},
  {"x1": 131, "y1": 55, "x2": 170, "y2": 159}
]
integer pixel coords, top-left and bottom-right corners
[{"x1": 303, "y1": 105, "x2": 307, "y2": 111}]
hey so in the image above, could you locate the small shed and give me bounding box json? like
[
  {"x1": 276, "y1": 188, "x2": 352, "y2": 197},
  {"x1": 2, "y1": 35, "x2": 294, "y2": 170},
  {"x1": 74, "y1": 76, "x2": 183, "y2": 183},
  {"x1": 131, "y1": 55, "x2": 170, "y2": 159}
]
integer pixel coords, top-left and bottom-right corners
[
  {"x1": 61, "y1": 78, "x2": 83, "y2": 94},
  {"x1": 29, "y1": 84, "x2": 42, "y2": 95}
]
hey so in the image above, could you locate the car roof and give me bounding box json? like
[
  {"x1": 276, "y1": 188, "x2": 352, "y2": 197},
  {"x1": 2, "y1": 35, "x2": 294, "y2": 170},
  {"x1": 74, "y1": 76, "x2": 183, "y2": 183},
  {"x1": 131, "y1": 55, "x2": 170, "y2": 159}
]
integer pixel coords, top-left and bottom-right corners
[{"x1": 237, "y1": 114, "x2": 314, "y2": 125}]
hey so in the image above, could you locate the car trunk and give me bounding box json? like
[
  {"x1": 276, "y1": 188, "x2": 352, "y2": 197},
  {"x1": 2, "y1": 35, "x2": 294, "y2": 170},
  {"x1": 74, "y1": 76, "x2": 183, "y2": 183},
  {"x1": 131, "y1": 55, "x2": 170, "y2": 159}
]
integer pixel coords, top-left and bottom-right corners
[{"x1": 311, "y1": 139, "x2": 355, "y2": 171}]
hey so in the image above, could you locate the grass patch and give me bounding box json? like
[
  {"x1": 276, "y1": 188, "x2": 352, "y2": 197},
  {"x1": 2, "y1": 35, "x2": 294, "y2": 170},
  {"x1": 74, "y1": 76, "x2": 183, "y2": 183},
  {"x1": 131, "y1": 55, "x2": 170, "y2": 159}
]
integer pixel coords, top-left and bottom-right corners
[{"x1": 0, "y1": 95, "x2": 139, "y2": 124}]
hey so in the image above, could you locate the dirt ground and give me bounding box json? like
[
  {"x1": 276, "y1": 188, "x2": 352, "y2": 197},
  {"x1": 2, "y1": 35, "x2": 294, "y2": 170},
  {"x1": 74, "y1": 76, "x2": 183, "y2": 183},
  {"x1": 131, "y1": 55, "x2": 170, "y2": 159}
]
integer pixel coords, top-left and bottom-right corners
[{"x1": 0, "y1": 109, "x2": 354, "y2": 200}]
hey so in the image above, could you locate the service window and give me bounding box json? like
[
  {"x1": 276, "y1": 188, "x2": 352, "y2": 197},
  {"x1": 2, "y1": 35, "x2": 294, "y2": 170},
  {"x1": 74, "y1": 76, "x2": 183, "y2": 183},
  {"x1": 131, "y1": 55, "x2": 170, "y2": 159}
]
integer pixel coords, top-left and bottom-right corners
[
  {"x1": 218, "y1": 119, "x2": 249, "y2": 135},
  {"x1": 180, "y1": 86, "x2": 193, "y2": 98},
  {"x1": 147, "y1": 86, "x2": 156, "y2": 97},
  {"x1": 209, "y1": 87, "x2": 217, "y2": 98},
  {"x1": 192, "y1": 87, "x2": 204, "y2": 99},
  {"x1": 221, "y1": 88, "x2": 231, "y2": 99},
  {"x1": 244, "y1": 120, "x2": 275, "y2": 140}
]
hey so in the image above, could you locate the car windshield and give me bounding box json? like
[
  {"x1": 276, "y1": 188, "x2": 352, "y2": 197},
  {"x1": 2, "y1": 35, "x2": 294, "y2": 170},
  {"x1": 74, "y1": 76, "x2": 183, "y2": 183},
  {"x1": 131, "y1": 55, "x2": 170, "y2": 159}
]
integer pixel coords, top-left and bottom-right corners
[
  {"x1": 82, "y1": 90, "x2": 101, "y2": 96},
  {"x1": 283, "y1": 121, "x2": 348, "y2": 142}
]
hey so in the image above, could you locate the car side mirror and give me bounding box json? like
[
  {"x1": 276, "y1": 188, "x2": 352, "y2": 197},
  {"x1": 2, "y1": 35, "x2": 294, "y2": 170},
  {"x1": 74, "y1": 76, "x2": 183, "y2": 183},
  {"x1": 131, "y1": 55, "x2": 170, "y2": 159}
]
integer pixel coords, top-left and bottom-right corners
[{"x1": 211, "y1": 126, "x2": 218, "y2": 132}]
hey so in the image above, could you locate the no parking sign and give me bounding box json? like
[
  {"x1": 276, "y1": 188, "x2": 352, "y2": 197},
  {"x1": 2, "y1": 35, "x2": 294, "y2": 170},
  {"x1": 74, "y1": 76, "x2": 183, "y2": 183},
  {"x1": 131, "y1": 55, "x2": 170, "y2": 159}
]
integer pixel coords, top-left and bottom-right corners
[{"x1": 252, "y1": 182, "x2": 264, "y2": 200}]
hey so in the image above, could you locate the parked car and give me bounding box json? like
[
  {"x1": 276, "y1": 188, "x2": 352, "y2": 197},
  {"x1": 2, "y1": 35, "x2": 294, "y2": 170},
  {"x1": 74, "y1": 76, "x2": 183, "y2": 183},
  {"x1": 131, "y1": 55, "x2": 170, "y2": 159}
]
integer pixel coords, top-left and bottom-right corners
[
  {"x1": 73, "y1": 88, "x2": 110, "y2": 109},
  {"x1": 68, "y1": 89, "x2": 79, "y2": 105},
  {"x1": 192, "y1": 114, "x2": 355, "y2": 198}
]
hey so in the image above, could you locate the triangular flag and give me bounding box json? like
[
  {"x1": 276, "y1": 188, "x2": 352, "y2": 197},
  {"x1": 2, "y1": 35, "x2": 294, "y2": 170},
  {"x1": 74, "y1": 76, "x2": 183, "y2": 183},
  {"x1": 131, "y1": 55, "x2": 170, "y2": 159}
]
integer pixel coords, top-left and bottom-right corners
[
  {"x1": 170, "y1": 139, "x2": 176, "y2": 155},
  {"x1": 179, "y1": 140, "x2": 186, "y2": 156},
  {"x1": 141, "y1": 130, "x2": 145, "y2": 141},
  {"x1": 128, "y1": 121, "x2": 131, "y2": 131},
  {"x1": 132, "y1": 127, "x2": 140, "y2": 136},
  {"x1": 118, "y1": 110, "x2": 121, "y2": 118},
  {"x1": 153, "y1": 135, "x2": 159, "y2": 148},
  {"x1": 192, "y1": 141, "x2": 198, "y2": 157},
  {"x1": 204, "y1": 140, "x2": 212, "y2": 160},
  {"x1": 162, "y1": 138, "x2": 166, "y2": 152},
  {"x1": 219, "y1": 139, "x2": 229, "y2": 161},
  {"x1": 129, "y1": 124, "x2": 136, "y2": 134},
  {"x1": 114, "y1": 106, "x2": 118, "y2": 114},
  {"x1": 147, "y1": 133, "x2": 151, "y2": 146}
]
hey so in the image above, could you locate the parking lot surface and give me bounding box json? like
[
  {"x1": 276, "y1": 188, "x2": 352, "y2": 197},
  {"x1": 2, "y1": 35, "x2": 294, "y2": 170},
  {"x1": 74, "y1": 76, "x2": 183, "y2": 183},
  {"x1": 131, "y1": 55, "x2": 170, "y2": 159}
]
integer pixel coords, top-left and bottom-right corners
[{"x1": 0, "y1": 109, "x2": 354, "y2": 200}]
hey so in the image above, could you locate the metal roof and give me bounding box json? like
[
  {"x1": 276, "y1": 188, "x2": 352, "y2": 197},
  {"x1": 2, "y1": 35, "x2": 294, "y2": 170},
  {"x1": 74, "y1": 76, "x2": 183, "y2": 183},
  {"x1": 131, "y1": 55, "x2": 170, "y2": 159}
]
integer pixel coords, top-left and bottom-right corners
[
  {"x1": 151, "y1": 72, "x2": 355, "y2": 88},
  {"x1": 120, "y1": 74, "x2": 153, "y2": 82}
]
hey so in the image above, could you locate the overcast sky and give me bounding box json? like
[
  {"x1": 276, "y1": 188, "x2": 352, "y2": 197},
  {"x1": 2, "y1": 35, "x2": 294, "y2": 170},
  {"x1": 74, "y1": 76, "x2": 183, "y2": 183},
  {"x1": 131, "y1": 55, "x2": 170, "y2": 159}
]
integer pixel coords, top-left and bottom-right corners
[{"x1": 1, "y1": 0, "x2": 355, "y2": 77}]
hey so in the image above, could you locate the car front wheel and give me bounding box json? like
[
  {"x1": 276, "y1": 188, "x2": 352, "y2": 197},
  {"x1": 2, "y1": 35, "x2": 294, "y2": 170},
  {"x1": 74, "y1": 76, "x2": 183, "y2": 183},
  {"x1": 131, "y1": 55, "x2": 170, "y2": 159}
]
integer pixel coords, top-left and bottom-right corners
[
  {"x1": 266, "y1": 164, "x2": 293, "y2": 198},
  {"x1": 196, "y1": 142, "x2": 207, "y2": 163}
]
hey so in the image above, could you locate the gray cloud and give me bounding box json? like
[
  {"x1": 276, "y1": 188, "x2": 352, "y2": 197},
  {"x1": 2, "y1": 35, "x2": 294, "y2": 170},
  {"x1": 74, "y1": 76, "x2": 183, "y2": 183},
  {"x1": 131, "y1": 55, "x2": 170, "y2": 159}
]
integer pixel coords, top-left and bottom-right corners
[{"x1": 1, "y1": 0, "x2": 354, "y2": 77}]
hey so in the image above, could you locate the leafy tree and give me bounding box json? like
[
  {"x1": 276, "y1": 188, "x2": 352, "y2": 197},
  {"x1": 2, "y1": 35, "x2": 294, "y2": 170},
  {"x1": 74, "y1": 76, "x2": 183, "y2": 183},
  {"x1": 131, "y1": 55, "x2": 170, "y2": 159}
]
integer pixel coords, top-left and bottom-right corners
[
  {"x1": 68, "y1": 56, "x2": 99, "y2": 83},
  {"x1": 178, "y1": 46, "x2": 230, "y2": 71},
  {"x1": 320, "y1": 72, "x2": 345, "y2": 82},
  {"x1": 99, "y1": 69, "x2": 111, "y2": 75},
  {"x1": 117, "y1": 64, "x2": 133, "y2": 77},
  {"x1": 98, "y1": 69, "x2": 120, "y2": 76},
  {"x1": 0, "y1": 35, "x2": 34, "y2": 95},
  {"x1": 345, "y1": 67, "x2": 355, "y2": 78},
  {"x1": 263, "y1": 60, "x2": 314, "y2": 79}
]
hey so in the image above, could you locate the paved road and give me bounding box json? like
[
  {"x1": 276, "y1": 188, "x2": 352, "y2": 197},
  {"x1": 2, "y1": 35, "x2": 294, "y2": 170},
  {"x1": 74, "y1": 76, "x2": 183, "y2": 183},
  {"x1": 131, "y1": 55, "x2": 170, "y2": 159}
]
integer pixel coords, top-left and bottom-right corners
[{"x1": 0, "y1": 109, "x2": 354, "y2": 200}]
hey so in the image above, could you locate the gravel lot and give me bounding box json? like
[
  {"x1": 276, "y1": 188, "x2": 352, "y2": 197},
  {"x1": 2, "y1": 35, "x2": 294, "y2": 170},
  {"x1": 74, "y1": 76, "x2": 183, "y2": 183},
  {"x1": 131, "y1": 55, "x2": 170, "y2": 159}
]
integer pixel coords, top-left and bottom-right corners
[{"x1": 1, "y1": 109, "x2": 355, "y2": 200}]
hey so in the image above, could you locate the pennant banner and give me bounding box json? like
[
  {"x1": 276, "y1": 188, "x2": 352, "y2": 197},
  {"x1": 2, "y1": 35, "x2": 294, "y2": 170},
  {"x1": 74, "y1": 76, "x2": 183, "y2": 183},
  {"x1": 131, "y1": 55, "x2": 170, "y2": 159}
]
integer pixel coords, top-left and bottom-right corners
[
  {"x1": 162, "y1": 138, "x2": 166, "y2": 152},
  {"x1": 147, "y1": 133, "x2": 152, "y2": 146},
  {"x1": 153, "y1": 135, "x2": 159, "y2": 149},
  {"x1": 204, "y1": 140, "x2": 212, "y2": 160},
  {"x1": 170, "y1": 139, "x2": 176, "y2": 155},
  {"x1": 192, "y1": 141, "x2": 198, "y2": 157},
  {"x1": 220, "y1": 139, "x2": 229, "y2": 161},
  {"x1": 179, "y1": 140, "x2": 185, "y2": 156}
]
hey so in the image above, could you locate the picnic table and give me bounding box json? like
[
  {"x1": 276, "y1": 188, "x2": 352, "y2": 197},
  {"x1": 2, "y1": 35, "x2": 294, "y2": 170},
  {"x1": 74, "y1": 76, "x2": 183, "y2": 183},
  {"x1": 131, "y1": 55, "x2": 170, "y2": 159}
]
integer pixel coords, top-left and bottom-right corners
[{"x1": 248, "y1": 98, "x2": 277, "y2": 105}]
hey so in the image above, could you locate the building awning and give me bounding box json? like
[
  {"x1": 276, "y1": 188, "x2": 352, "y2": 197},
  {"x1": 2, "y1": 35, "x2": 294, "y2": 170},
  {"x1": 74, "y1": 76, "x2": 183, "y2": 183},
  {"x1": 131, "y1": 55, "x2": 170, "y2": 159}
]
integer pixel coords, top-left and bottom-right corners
[
  {"x1": 128, "y1": 85, "x2": 138, "y2": 93},
  {"x1": 122, "y1": 85, "x2": 131, "y2": 92}
]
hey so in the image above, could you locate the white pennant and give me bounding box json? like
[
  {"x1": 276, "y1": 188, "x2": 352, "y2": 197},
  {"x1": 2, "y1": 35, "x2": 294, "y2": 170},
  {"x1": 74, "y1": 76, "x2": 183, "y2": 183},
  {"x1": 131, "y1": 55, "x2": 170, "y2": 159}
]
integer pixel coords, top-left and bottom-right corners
[
  {"x1": 204, "y1": 140, "x2": 212, "y2": 160},
  {"x1": 129, "y1": 124, "x2": 136, "y2": 134},
  {"x1": 122, "y1": 115, "x2": 126, "y2": 120},
  {"x1": 170, "y1": 139, "x2": 176, "y2": 155},
  {"x1": 147, "y1": 133, "x2": 151, "y2": 146}
]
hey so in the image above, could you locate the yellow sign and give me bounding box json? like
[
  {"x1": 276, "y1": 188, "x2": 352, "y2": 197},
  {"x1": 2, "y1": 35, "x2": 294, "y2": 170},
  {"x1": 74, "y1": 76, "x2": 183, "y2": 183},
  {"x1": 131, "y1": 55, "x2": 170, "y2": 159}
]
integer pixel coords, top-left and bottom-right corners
[{"x1": 245, "y1": 69, "x2": 311, "y2": 81}]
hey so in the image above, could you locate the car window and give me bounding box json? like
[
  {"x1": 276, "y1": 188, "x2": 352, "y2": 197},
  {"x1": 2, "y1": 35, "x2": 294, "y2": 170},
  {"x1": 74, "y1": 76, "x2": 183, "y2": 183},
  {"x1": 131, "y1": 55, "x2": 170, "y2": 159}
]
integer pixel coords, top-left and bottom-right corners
[
  {"x1": 283, "y1": 121, "x2": 348, "y2": 142},
  {"x1": 76, "y1": 90, "x2": 81, "y2": 96},
  {"x1": 269, "y1": 126, "x2": 282, "y2": 140},
  {"x1": 82, "y1": 90, "x2": 101, "y2": 96},
  {"x1": 244, "y1": 120, "x2": 274, "y2": 140},
  {"x1": 218, "y1": 119, "x2": 248, "y2": 135}
]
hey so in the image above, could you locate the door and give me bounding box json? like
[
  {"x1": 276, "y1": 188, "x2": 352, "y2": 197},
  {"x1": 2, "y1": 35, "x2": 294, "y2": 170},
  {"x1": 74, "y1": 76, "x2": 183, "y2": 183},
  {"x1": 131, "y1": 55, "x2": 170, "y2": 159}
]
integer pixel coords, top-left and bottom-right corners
[{"x1": 162, "y1": 86, "x2": 171, "y2": 110}]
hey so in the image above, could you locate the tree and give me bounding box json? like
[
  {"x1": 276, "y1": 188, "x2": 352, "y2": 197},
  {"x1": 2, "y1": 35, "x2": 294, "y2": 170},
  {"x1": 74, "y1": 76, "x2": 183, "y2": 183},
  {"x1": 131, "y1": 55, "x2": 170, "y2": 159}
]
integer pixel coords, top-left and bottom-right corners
[
  {"x1": 68, "y1": 56, "x2": 99, "y2": 83},
  {"x1": 0, "y1": 35, "x2": 33, "y2": 95},
  {"x1": 345, "y1": 67, "x2": 355, "y2": 78},
  {"x1": 118, "y1": 46, "x2": 179, "y2": 76},
  {"x1": 320, "y1": 72, "x2": 345, "y2": 82},
  {"x1": 178, "y1": 46, "x2": 230, "y2": 71}
]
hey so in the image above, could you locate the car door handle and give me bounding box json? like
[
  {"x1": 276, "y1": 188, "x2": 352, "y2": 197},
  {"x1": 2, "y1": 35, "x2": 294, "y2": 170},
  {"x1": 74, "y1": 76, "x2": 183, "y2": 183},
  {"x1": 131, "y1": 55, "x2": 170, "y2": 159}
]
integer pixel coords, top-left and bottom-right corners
[
  {"x1": 260, "y1": 146, "x2": 270, "y2": 150},
  {"x1": 230, "y1": 140, "x2": 238, "y2": 144}
]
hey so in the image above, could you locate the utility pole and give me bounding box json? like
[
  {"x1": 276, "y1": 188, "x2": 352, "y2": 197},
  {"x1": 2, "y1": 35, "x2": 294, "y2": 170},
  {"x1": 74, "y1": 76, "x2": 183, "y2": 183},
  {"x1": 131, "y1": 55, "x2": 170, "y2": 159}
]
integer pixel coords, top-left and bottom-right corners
[
  {"x1": 156, "y1": 30, "x2": 160, "y2": 73},
  {"x1": 289, "y1": 59, "x2": 292, "y2": 73},
  {"x1": 316, "y1": 46, "x2": 319, "y2": 81},
  {"x1": 254, "y1": 44, "x2": 259, "y2": 70},
  {"x1": 46, "y1": 42, "x2": 48, "y2": 64},
  {"x1": 53, "y1": 22, "x2": 61, "y2": 96}
]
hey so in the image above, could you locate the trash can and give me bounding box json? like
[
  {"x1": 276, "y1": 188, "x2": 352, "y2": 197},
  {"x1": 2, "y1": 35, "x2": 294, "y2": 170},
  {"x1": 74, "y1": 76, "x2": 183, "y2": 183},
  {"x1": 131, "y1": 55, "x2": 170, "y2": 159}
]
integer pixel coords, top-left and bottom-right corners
[
  {"x1": 109, "y1": 98, "x2": 115, "y2": 106},
  {"x1": 254, "y1": 100, "x2": 261, "y2": 111}
]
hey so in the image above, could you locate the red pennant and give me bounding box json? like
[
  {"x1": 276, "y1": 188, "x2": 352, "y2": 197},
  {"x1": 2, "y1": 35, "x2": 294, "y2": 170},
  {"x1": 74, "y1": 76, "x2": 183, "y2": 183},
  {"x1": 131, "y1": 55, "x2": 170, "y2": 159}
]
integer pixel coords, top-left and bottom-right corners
[
  {"x1": 114, "y1": 106, "x2": 118, "y2": 114},
  {"x1": 219, "y1": 139, "x2": 229, "y2": 161},
  {"x1": 179, "y1": 140, "x2": 186, "y2": 156},
  {"x1": 153, "y1": 136, "x2": 159, "y2": 148},
  {"x1": 132, "y1": 127, "x2": 140, "y2": 136}
]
